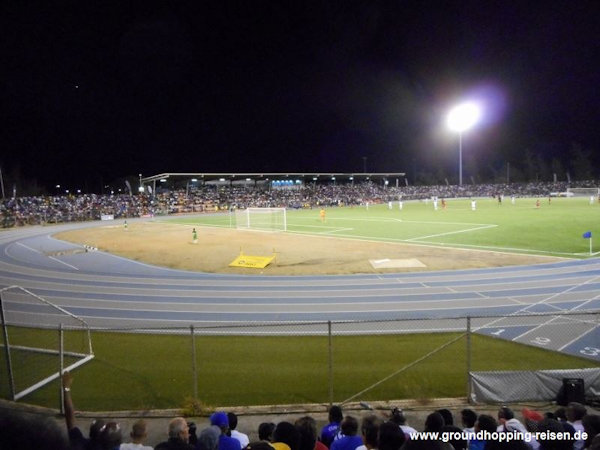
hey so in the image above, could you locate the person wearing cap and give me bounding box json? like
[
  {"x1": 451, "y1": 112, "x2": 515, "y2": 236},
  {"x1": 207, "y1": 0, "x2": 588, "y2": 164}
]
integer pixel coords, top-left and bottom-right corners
[
  {"x1": 211, "y1": 412, "x2": 241, "y2": 450},
  {"x1": 521, "y1": 409, "x2": 543, "y2": 450},
  {"x1": 155, "y1": 417, "x2": 194, "y2": 450}
]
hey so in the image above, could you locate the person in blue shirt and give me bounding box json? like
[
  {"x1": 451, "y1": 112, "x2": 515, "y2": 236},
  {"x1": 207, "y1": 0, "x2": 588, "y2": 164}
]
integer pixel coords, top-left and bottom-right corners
[
  {"x1": 330, "y1": 416, "x2": 362, "y2": 450},
  {"x1": 321, "y1": 406, "x2": 343, "y2": 448}
]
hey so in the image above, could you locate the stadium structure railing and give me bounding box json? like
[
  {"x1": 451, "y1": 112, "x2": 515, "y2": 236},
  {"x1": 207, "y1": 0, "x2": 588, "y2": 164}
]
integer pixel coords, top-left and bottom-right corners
[{"x1": 1, "y1": 311, "x2": 598, "y2": 411}]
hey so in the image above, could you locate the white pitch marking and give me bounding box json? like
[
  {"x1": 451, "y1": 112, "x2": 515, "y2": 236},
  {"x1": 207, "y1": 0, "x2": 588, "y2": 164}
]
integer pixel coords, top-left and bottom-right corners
[
  {"x1": 407, "y1": 224, "x2": 498, "y2": 241},
  {"x1": 317, "y1": 227, "x2": 354, "y2": 235},
  {"x1": 48, "y1": 256, "x2": 79, "y2": 271}
]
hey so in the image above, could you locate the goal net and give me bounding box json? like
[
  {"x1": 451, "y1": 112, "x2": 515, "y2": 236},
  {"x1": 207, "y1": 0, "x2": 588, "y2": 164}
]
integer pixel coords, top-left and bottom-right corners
[
  {"x1": 567, "y1": 187, "x2": 600, "y2": 197},
  {"x1": 234, "y1": 207, "x2": 287, "y2": 232},
  {"x1": 0, "y1": 286, "x2": 94, "y2": 401}
]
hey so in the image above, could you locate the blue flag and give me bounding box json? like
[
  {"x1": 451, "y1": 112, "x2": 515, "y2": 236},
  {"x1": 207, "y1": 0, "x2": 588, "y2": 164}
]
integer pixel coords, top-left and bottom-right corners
[{"x1": 583, "y1": 231, "x2": 592, "y2": 239}]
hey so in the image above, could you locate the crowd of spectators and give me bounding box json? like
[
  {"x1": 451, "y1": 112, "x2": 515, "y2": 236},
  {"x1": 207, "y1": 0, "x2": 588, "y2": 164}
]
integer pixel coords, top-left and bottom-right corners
[
  {"x1": 3, "y1": 378, "x2": 600, "y2": 450},
  {"x1": 1, "y1": 180, "x2": 599, "y2": 228}
]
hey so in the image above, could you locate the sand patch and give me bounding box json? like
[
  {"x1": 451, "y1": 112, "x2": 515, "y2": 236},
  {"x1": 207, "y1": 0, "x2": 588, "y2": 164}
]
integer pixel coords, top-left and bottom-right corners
[{"x1": 53, "y1": 221, "x2": 567, "y2": 276}]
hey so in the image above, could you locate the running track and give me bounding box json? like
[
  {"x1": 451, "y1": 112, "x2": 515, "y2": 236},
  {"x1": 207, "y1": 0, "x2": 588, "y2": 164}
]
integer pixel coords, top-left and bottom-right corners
[{"x1": 1, "y1": 221, "x2": 599, "y2": 361}]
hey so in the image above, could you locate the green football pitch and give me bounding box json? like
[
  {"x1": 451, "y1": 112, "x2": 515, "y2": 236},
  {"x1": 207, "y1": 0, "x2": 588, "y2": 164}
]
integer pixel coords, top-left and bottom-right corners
[{"x1": 166, "y1": 197, "x2": 600, "y2": 258}]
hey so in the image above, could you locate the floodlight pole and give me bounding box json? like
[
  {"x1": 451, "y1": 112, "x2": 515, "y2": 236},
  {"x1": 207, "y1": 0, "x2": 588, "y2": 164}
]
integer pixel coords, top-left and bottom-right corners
[{"x1": 458, "y1": 132, "x2": 463, "y2": 186}]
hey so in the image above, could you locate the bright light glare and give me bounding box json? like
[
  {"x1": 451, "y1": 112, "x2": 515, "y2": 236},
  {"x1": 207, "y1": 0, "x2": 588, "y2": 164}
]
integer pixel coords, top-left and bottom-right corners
[{"x1": 447, "y1": 102, "x2": 481, "y2": 133}]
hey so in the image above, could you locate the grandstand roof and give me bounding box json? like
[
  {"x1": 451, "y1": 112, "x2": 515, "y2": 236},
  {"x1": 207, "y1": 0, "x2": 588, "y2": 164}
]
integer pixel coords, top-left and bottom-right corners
[{"x1": 142, "y1": 172, "x2": 406, "y2": 186}]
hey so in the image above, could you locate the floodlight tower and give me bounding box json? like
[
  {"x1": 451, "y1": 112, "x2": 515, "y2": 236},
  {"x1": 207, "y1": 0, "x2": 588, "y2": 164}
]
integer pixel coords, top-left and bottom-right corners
[{"x1": 446, "y1": 102, "x2": 481, "y2": 186}]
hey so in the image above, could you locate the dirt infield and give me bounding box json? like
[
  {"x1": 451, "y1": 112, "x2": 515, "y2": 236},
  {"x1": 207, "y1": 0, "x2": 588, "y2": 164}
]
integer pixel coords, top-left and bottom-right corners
[{"x1": 54, "y1": 222, "x2": 566, "y2": 275}]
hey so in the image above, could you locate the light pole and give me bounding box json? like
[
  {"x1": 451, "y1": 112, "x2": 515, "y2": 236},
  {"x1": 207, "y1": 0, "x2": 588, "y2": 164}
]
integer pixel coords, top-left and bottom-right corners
[{"x1": 446, "y1": 102, "x2": 481, "y2": 186}]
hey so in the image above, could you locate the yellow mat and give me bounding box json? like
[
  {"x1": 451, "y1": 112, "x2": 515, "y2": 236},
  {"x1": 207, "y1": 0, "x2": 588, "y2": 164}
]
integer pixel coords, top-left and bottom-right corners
[{"x1": 229, "y1": 252, "x2": 275, "y2": 269}]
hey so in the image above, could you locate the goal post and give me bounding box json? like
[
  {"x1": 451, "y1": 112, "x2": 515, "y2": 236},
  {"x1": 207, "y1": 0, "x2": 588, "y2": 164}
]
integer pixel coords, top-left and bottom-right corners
[
  {"x1": 234, "y1": 207, "x2": 287, "y2": 232},
  {"x1": 0, "y1": 285, "x2": 94, "y2": 401},
  {"x1": 566, "y1": 187, "x2": 600, "y2": 197}
]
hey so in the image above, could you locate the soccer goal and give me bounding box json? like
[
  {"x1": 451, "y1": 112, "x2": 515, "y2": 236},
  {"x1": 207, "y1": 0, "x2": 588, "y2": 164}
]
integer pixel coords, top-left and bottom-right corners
[
  {"x1": 234, "y1": 207, "x2": 287, "y2": 232},
  {"x1": 567, "y1": 187, "x2": 600, "y2": 197},
  {"x1": 0, "y1": 286, "x2": 94, "y2": 401}
]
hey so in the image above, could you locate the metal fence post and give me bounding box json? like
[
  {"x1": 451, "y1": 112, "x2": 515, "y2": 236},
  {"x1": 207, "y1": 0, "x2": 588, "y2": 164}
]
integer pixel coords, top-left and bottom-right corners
[
  {"x1": 191, "y1": 325, "x2": 198, "y2": 399},
  {"x1": 466, "y1": 316, "x2": 472, "y2": 403},
  {"x1": 59, "y1": 323, "x2": 65, "y2": 413},
  {"x1": 0, "y1": 292, "x2": 16, "y2": 400},
  {"x1": 328, "y1": 320, "x2": 333, "y2": 406}
]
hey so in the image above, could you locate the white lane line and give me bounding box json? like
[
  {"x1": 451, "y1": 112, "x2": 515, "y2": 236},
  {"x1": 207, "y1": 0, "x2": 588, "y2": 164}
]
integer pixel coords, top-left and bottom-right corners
[
  {"x1": 16, "y1": 242, "x2": 42, "y2": 254},
  {"x1": 510, "y1": 291, "x2": 600, "y2": 342},
  {"x1": 511, "y1": 315, "x2": 562, "y2": 341},
  {"x1": 474, "y1": 274, "x2": 600, "y2": 331},
  {"x1": 48, "y1": 256, "x2": 79, "y2": 271},
  {"x1": 558, "y1": 324, "x2": 599, "y2": 351}
]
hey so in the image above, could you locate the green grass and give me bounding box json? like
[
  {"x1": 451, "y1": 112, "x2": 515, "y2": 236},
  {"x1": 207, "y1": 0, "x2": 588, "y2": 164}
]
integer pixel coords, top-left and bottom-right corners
[
  {"x1": 165, "y1": 197, "x2": 600, "y2": 257},
  {"x1": 10, "y1": 329, "x2": 597, "y2": 411},
  {"x1": 5, "y1": 198, "x2": 600, "y2": 410}
]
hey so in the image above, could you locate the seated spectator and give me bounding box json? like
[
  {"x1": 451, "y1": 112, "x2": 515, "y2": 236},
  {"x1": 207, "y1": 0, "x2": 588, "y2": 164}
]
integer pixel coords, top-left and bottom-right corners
[
  {"x1": 390, "y1": 408, "x2": 417, "y2": 441},
  {"x1": 567, "y1": 403, "x2": 587, "y2": 450},
  {"x1": 521, "y1": 409, "x2": 543, "y2": 450},
  {"x1": 249, "y1": 443, "x2": 279, "y2": 450},
  {"x1": 582, "y1": 415, "x2": 600, "y2": 449},
  {"x1": 460, "y1": 409, "x2": 477, "y2": 434},
  {"x1": 356, "y1": 415, "x2": 382, "y2": 450},
  {"x1": 0, "y1": 408, "x2": 68, "y2": 450},
  {"x1": 469, "y1": 414, "x2": 498, "y2": 450},
  {"x1": 554, "y1": 409, "x2": 577, "y2": 440},
  {"x1": 536, "y1": 418, "x2": 573, "y2": 450},
  {"x1": 259, "y1": 423, "x2": 276, "y2": 443},
  {"x1": 62, "y1": 370, "x2": 106, "y2": 450},
  {"x1": 120, "y1": 419, "x2": 153, "y2": 450},
  {"x1": 401, "y1": 412, "x2": 449, "y2": 450},
  {"x1": 229, "y1": 413, "x2": 250, "y2": 449},
  {"x1": 155, "y1": 417, "x2": 194, "y2": 450},
  {"x1": 296, "y1": 416, "x2": 328, "y2": 450},
  {"x1": 210, "y1": 412, "x2": 241, "y2": 450},
  {"x1": 436, "y1": 410, "x2": 454, "y2": 427},
  {"x1": 99, "y1": 422, "x2": 123, "y2": 450},
  {"x1": 497, "y1": 407, "x2": 527, "y2": 434},
  {"x1": 272, "y1": 421, "x2": 301, "y2": 450},
  {"x1": 197, "y1": 426, "x2": 220, "y2": 450},
  {"x1": 322, "y1": 406, "x2": 344, "y2": 448},
  {"x1": 441, "y1": 423, "x2": 466, "y2": 450},
  {"x1": 378, "y1": 421, "x2": 405, "y2": 450},
  {"x1": 331, "y1": 416, "x2": 366, "y2": 450}
]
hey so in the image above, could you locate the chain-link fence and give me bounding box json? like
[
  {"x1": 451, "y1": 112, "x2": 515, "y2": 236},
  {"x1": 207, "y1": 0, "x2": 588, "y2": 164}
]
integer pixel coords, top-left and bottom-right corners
[{"x1": 1, "y1": 312, "x2": 599, "y2": 411}]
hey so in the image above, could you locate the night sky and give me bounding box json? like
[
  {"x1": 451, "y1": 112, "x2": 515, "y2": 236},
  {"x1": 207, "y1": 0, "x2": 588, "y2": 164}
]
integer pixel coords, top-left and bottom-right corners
[{"x1": 2, "y1": 1, "x2": 599, "y2": 193}]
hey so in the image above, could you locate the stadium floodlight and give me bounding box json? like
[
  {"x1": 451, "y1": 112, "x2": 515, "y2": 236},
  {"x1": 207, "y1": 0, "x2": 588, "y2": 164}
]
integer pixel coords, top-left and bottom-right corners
[{"x1": 447, "y1": 102, "x2": 481, "y2": 186}]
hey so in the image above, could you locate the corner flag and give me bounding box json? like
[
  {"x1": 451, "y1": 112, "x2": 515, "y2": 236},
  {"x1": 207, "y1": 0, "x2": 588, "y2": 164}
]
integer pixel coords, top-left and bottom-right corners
[{"x1": 583, "y1": 231, "x2": 593, "y2": 255}]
